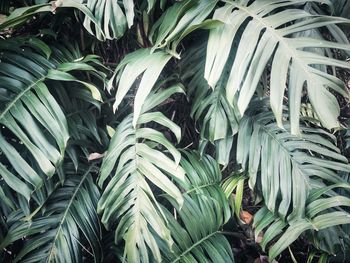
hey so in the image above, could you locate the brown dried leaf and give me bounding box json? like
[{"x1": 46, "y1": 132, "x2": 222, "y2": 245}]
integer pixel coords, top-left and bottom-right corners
[
  {"x1": 88, "y1": 152, "x2": 105, "y2": 161},
  {"x1": 240, "y1": 210, "x2": 253, "y2": 225}
]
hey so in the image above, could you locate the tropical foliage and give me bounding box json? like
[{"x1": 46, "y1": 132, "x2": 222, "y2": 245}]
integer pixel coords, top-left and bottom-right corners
[{"x1": 0, "y1": 0, "x2": 350, "y2": 262}]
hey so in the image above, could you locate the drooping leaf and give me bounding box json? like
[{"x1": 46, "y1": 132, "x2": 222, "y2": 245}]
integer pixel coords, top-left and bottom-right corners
[
  {"x1": 179, "y1": 150, "x2": 231, "y2": 223},
  {"x1": 149, "y1": 0, "x2": 218, "y2": 51},
  {"x1": 97, "y1": 85, "x2": 185, "y2": 263},
  {"x1": 180, "y1": 42, "x2": 240, "y2": 166},
  {"x1": 108, "y1": 48, "x2": 172, "y2": 127},
  {"x1": 81, "y1": 0, "x2": 129, "y2": 40},
  {"x1": 160, "y1": 194, "x2": 234, "y2": 263},
  {"x1": 237, "y1": 100, "x2": 350, "y2": 220},
  {"x1": 206, "y1": 0, "x2": 350, "y2": 134},
  {"x1": 0, "y1": 165, "x2": 102, "y2": 263},
  {"x1": 0, "y1": 38, "x2": 105, "y2": 200}
]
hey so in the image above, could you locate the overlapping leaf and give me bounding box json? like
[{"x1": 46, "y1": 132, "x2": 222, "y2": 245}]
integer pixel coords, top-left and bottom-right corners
[
  {"x1": 149, "y1": 0, "x2": 218, "y2": 51},
  {"x1": 179, "y1": 151, "x2": 231, "y2": 222},
  {"x1": 50, "y1": 80, "x2": 107, "y2": 171},
  {"x1": 2, "y1": 0, "x2": 350, "y2": 262},
  {"x1": 180, "y1": 42, "x2": 240, "y2": 165},
  {"x1": 254, "y1": 189, "x2": 350, "y2": 262},
  {"x1": 206, "y1": 0, "x2": 350, "y2": 134},
  {"x1": 97, "y1": 85, "x2": 185, "y2": 263},
  {"x1": 221, "y1": 172, "x2": 246, "y2": 222},
  {"x1": 0, "y1": 0, "x2": 103, "y2": 36},
  {"x1": 0, "y1": 37, "x2": 104, "y2": 201},
  {"x1": 0, "y1": 165, "x2": 102, "y2": 263},
  {"x1": 160, "y1": 194, "x2": 234, "y2": 263},
  {"x1": 78, "y1": 0, "x2": 164, "y2": 40},
  {"x1": 80, "y1": 0, "x2": 133, "y2": 40},
  {"x1": 108, "y1": 48, "x2": 172, "y2": 127},
  {"x1": 237, "y1": 100, "x2": 350, "y2": 220}
]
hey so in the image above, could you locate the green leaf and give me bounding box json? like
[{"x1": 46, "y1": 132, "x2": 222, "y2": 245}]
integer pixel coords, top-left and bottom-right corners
[
  {"x1": 47, "y1": 69, "x2": 102, "y2": 102},
  {"x1": 206, "y1": 1, "x2": 350, "y2": 134},
  {"x1": 161, "y1": 194, "x2": 234, "y2": 263},
  {"x1": 269, "y1": 219, "x2": 314, "y2": 261},
  {"x1": 150, "y1": 0, "x2": 218, "y2": 51},
  {"x1": 306, "y1": 196, "x2": 350, "y2": 218},
  {"x1": 0, "y1": 38, "x2": 105, "y2": 201},
  {"x1": 97, "y1": 87, "x2": 185, "y2": 262},
  {"x1": 82, "y1": 0, "x2": 128, "y2": 40},
  {"x1": 180, "y1": 151, "x2": 231, "y2": 223},
  {"x1": 109, "y1": 48, "x2": 172, "y2": 127},
  {"x1": 0, "y1": 4, "x2": 51, "y2": 31},
  {"x1": 180, "y1": 42, "x2": 240, "y2": 166},
  {"x1": 237, "y1": 101, "x2": 350, "y2": 220},
  {"x1": 0, "y1": 166, "x2": 102, "y2": 263}
]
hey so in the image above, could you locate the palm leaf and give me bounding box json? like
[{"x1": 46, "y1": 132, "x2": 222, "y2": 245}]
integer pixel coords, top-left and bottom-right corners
[
  {"x1": 80, "y1": 0, "x2": 168, "y2": 40},
  {"x1": 0, "y1": 1, "x2": 103, "y2": 39},
  {"x1": 0, "y1": 37, "x2": 105, "y2": 201},
  {"x1": 0, "y1": 0, "x2": 167, "y2": 41},
  {"x1": 254, "y1": 192, "x2": 350, "y2": 262},
  {"x1": 97, "y1": 85, "x2": 185, "y2": 263},
  {"x1": 158, "y1": 150, "x2": 238, "y2": 262},
  {"x1": 149, "y1": 0, "x2": 218, "y2": 52},
  {"x1": 51, "y1": 80, "x2": 107, "y2": 170},
  {"x1": 0, "y1": 164, "x2": 102, "y2": 263},
  {"x1": 160, "y1": 194, "x2": 234, "y2": 263},
  {"x1": 80, "y1": 0, "x2": 133, "y2": 40},
  {"x1": 108, "y1": 48, "x2": 173, "y2": 127},
  {"x1": 0, "y1": 4, "x2": 51, "y2": 30},
  {"x1": 237, "y1": 99, "x2": 350, "y2": 220},
  {"x1": 180, "y1": 42, "x2": 240, "y2": 165},
  {"x1": 304, "y1": 2, "x2": 350, "y2": 54},
  {"x1": 205, "y1": 0, "x2": 350, "y2": 134},
  {"x1": 179, "y1": 150, "x2": 231, "y2": 222},
  {"x1": 221, "y1": 172, "x2": 246, "y2": 221}
]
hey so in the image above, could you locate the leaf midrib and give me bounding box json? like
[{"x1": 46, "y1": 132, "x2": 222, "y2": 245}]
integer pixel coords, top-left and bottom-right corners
[
  {"x1": 186, "y1": 182, "x2": 219, "y2": 194},
  {"x1": 256, "y1": 117, "x2": 302, "y2": 168},
  {"x1": 171, "y1": 231, "x2": 219, "y2": 263},
  {"x1": 229, "y1": 2, "x2": 313, "y2": 80},
  {"x1": 0, "y1": 76, "x2": 46, "y2": 120},
  {"x1": 46, "y1": 167, "x2": 92, "y2": 263},
  {"x1": 251, "y1": 116, "x2": 308, "y2": 192}
]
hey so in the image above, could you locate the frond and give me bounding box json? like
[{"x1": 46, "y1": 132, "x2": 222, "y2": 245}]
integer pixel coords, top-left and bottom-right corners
[
  {"x1": 108, "y1": 48, "x2": 173, "y2": 127},
  {"x1": 81, "y1": 0, "x2": 134, "y2": 40},
  {"x1": 160, "y1": 194, "x2": 234, "y2": 263},
  {"x1": 237, "y1": 99, "x2": 350, "y2": 220},
  {"x1": 254, "y1": 188, "x2": 350, "y2": 261},
  {"x1": 0, "y1": 4, "x2": 51, "y2": 31},
  {"x1": 205, "y1": 0, "x2": 350, "y2": 134},
  {"x1": 81, "y1": 0, "x2": 169, "y2": 40},
  {"x1": 180, "y1": 42, "x2": 240, "y2": 165},
  {"x1": 0, "y1": 164, "x2": 102, "y2": 263},
  {"x1": 149, "y1": 0, "x2": 218, "y2": 51},
  {"x1": 0, "y1": 0, "x2": 111, "y2": 41},
  {"x1": 179, "y1": 150, "x2": 231, "y2": 222},
  {"x1": 0, "y1": 37, "x2": 104, "y2": 202},
  {"x1": 97, "y1": 85, "x2": 185, "y2": 263},
  {"x1": 2, "y1": 1, "x2": 350, "y2": 262},
  {"x1": 221, "y1": 172, "x2": 246, "y2": 221},
  {"x1": 51, "y1": 81, "x2": 107, "y2": 170}
]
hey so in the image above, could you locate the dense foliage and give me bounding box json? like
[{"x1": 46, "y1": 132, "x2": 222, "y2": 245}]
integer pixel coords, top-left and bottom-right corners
[{"x1": 0, "y1": 0, "x2": 350, "y2": 262}]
